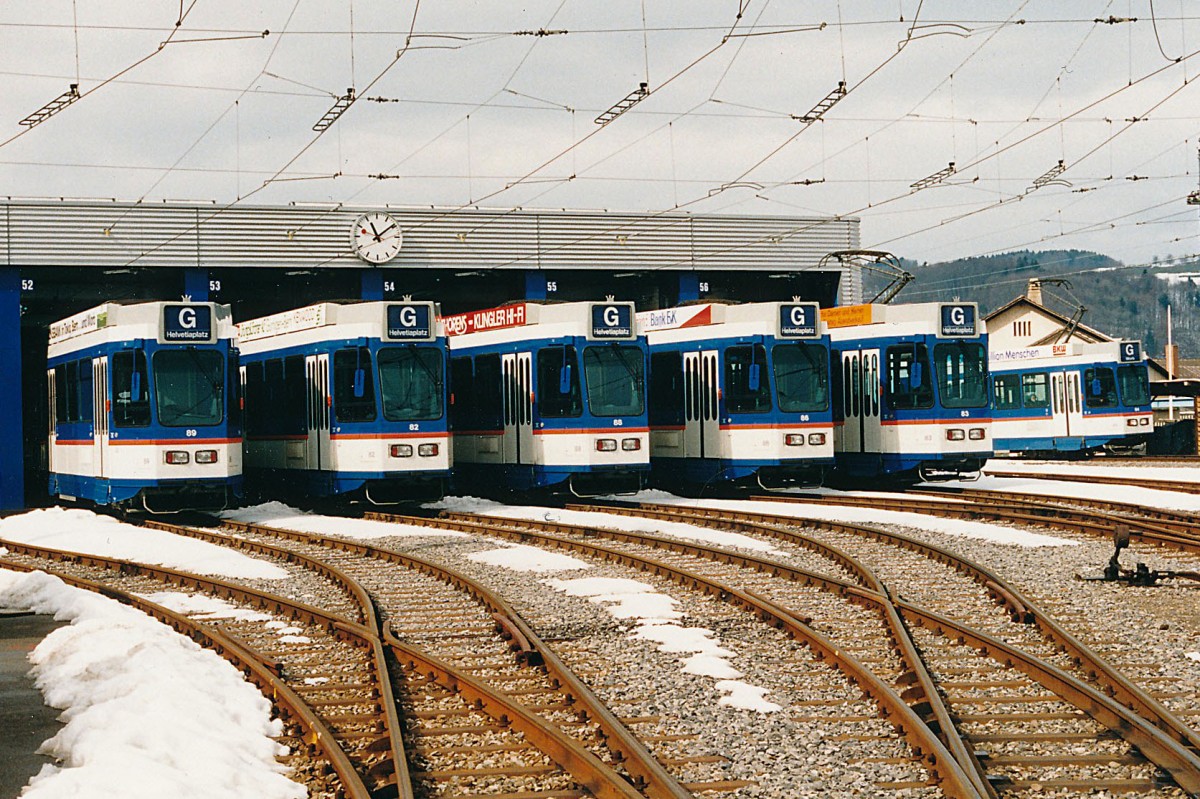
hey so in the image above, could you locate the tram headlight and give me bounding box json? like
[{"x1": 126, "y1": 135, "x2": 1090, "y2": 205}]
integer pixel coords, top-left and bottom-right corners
[
  {"x1": 418, "y1": 443, "x2": 439, "y2": 457},
  {"x1": 194, "y1": 450, "x2": 218, "y2": 464},
  {"x1": 164, "y1": 450, "x2": 190, "y2": 465},
  {"x1": 945, "y1": 429, "x2": 965, "y2": 441},
  {"x1": 1140, "y1": 417, "x2": 1150, "y2": 426},
  {"x1": 785, "y1": 434, "x2": 805, "y2": 446},
  {"x1": 807, "y1": 433, "x2": 826, "y2": 446},
  {"x1": 595, "y1": 438, "x2": 617, "y2": 452},
  {"x1": 390, "y1": 444, "x2": 414, "y2": 458},
  {"x1": 621, "y1": 437, "x2": 641, "y2": 451},
  {"x1": 968, "y1": 428, "x2": 986, "y2": 441}
]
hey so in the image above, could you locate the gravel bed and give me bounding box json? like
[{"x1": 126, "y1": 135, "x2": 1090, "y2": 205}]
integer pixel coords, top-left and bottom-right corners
[{"x1": 373, "y1": 529, "x2": 943, "y2": 799}]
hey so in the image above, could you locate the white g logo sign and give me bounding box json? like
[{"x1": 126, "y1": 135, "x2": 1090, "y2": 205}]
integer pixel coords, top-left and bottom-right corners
[
  {"x1": 399, "y1": 306, "x2": 417, "y2": 327},
  {"x1": 790, "y1": 306, "x2": 807, "y2": 326},
  {"x1": 179, "y1": 308, "x2": 197, "y2": 329},
  {"x1": 950, "y1": 307, "x2": 966, "y2": 326},
  {"x1": 603, "y1": 306, "x2": 620, "y2": 326}
]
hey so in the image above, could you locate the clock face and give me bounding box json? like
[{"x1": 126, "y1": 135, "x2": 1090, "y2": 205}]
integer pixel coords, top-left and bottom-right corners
[{"x1": 351, "y1": 212, "x2": 402, "y2": 264}]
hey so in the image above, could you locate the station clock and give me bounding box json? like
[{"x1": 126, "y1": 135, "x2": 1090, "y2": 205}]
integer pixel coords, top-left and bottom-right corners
[{"x1": 351, "y1": 212, "x2": 402, "y2": 264}]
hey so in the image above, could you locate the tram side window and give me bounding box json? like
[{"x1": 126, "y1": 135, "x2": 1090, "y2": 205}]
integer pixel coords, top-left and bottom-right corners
[
  {"x1": 1117, "y1": 365, "x2": 1150, "y2": 407},
  {"x1": 537, "y1": 345, "x2": 583, "y2": 418},
  {"x1": 333, "y1": 347, "x2": 377, "y2": 423},
  {"x1": 78, "y1": 360, "x2": 94, "y2": 423},
  {"x1": 473, "y1": 354, "x2": 503, "y2": 430},
  {"x1": 1084, "y1": 366, "x2": 1118, "y2": 408},
  {"x1": 649, "y1": 351, "x2": 684, "y2": 426},
  {"x1": 283, "y1": 356, "x2": 306, "y2": 433},
  {"x1": 244, "y1": 362, "x2": 266, "y2": 434},
  {"x1": 449, "y1": 357, "x2": 474, "y2": 430},
  {"x1": 112, "y1": 350, "x2": 151, "y2": 427},
  {"x1": 885, "y1": 345, "x2": 933, "y2": 410},
  {"x1": 56, "y1": 359, "x2": 94, "y2": 423},
  {"x1": 1021, "y1": 372, "x2": 1049, "y2": 408},
  {"x1": 53, "y1": 364, "x2": 70, "y2": 423},
  {"x1": 992, "y1": 374, "x2": 1021, "y2": 410},
  {"x1": 725, "y1": 344, "x2": 771, "y2": 414}
]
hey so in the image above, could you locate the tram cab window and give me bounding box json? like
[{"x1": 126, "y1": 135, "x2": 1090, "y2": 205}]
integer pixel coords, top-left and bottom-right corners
[
  {"x1": 725, "y1": 344, "x2": 771, "y2": 414},
  {"x1": 333, "y1": 347, "x2": 377, "y2": 423},
  {"x1": 583, "y1": 345, "x2": 644, "y2": 417},
  {"x1": 379, "y1": 347, "x2": 444, "y2": 422},
  {"x1": 1021, "y1": 372, "x2": 1049, "y2": 408},
  {"x1": 112, "y1": 350, "x2": 151, "y2": 427},
  {"x1": 933, "y1": 342, "x2": 988, "y2": 409},
  {"x1": 885, "y1": 344, "x2": 933, "y2": 410},
  {"x1": 992, "y1": 374, "x2": 1021, "y2": 410},
  {"x1": 154, "y1": 350, "x2": 224, "y2": 427},
  {"x1": 772, "y1": 343, "x2": 829, "y2": 413},
  {"x1": 1084, "y1": 366, "x2": 1118, "y2": 409},
  {"x1": 649, "y1": 351, "x2": 684, "y2": 426},
  {"x1": 537, "y1": 346, "x2": 583, "y2": 418},
  {"x1": 1117, "y1": 365, "x2": 1150, "y2": 407}
]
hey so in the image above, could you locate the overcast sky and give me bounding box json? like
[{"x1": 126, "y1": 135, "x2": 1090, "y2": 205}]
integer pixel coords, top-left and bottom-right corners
[{"x1": 2, "y1": 1, "x2": 1199, "y2": 270}]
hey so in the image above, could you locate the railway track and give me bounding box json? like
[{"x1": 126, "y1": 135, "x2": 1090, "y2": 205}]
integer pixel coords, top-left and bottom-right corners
[{"x1": 982, "y1": 468, "x2": 1200, "y2": 496}]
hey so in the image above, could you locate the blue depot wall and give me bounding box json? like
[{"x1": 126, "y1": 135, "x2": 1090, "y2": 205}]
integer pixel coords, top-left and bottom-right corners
[{"x1": 0, "y1": 269, "x2": 23, "y2": 509}]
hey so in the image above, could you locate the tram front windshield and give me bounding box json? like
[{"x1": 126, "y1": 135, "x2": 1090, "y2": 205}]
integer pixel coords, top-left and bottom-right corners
[
  {"x1": 933, "y1": 342, "x2": 988, "y2": 409},
  {"x1": 153, "y1": 349, "x2": 225, "y2": 426},
  {"x1": 379, "y1": 347, "x2": 444, "y2": 421},
  {"x1": 772, "y1": 343, "x2": 829, "y2": 412},
  {"x1": 1117, "y1": 364, "x2": 1150, "y2": 407},
  {"x1": 583, "y1": 345, "x2": 645, "y2": 417}
]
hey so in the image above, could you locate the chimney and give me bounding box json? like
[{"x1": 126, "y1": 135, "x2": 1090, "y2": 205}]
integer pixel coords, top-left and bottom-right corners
[{"x1": 1026, "y1": 278, "x2": 1043, "y2": 305}]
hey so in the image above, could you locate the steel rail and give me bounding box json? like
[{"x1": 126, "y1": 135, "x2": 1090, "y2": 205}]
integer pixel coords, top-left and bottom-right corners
[
  {"x1": 576, "y1": 501, "x2": 1200, "y2": 758},
  {"x1": 0, "y1": 535, "x2": 413, "y2": 799},
  {"x1": 0, "y1": 556, "x2": 375, "y2": 799},
  {"x1": 216, "y1": 517, "x2": 695, "y2": 799},
  {"x1": 897, "y1": 599, "x2": 1200, "y2": 797},
  {"x1": 983, "y1": 468, "x2": 1200, "y2": 495},
  {"x1": 381, "y1": 623, "x2": 647, "y2": 799},
  {"x1": 365, "y1": 510, "x2": 986, "y2": 799},
  {"x1": 433, "y1": 509, "x2": 998, "y2": 798},
  {"x1": 752, "y1": 491, "x2": 1200, "y2": 554}
]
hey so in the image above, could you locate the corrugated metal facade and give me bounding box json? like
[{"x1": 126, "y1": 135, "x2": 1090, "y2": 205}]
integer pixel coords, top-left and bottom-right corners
[{"x1": 2, "y1": 200, "x2": 861, "y2": 300}]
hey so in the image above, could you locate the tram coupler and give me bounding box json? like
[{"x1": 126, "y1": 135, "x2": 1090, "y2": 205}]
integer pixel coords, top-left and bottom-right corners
[{"x1": 1078, "y1": 523, "x2": 1200, "y2": 587}]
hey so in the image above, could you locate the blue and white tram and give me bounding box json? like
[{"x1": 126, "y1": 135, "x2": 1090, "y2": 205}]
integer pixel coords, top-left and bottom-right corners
[
  {"x1": 237, "y1": 301, "x2": 450, "y2": 503},
  {"x1": 446, "y1": 301, "x2": 649, "y2": 495},
  {"x1": 827, "y1": 302, "x2": 992, "y2": 481},
  {"x1": 637, "y1": 301, "x2": 834, "y2": 490},
  {"x1": 990, "y1": 340, "x2": 1152, "y2": 455},
  {"x1": 47, "y1": 301, "x2": 243, "y2": 512}
]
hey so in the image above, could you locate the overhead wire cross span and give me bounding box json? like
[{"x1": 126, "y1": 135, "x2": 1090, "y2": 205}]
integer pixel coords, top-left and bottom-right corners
[
  {"x1": 19, "y1": 84, "x2": 81, "y2": 127},
  {"x1": 594, "y1": 83, "x2": 650, "y2": 126}
]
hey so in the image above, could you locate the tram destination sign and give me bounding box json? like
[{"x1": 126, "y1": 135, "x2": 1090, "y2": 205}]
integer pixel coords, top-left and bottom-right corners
[
  {"x1": 162, "y1": 304, "x2": 214, "y2": 344},
  {"x1": 778, "y1": 302, "x2": 820, "y2": 339},
  {"x1": 938, "y1": 303, "x2": 978, "y2": 338},
  {"x1": 384, "y1": 302, "x2": 435, "y2": 342},
  {"x1": 1120, "y1": 341, "x2": 1142, "y2": 362},
  {"x1": 589, "y1": 302, "x2": 635, "y2": 340}
]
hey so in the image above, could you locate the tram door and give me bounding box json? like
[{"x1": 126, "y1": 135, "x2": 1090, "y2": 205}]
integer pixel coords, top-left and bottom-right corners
[
  {"x1": 840, "y1": 350, "x2": 881, "y2": 454},
  {"x1": 1050, "y1": 371, "x2": 1083, "y2": 438},
  {"x1": 502, "y1": 353, "x2": 534, "y2": 464},
  {"x1": 92, "y1": 357, "x2": 109, "y2": 478},
  {"x1": 305, "y1": 354, "x2": 331, "y2": 471},
  {"x1": 682, "y1": 351, "x2": 720, "y2": 459}
]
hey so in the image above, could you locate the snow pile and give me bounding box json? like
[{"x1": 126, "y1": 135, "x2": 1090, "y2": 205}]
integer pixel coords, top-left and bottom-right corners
[
  {"x1": 944, "y1": 474, "x2": 1200, "y2": 513},
  {"x1": 431, "y1": 496, "x2": 779, "y2": 553},
  {"x1": 468, "y1": 543, "x2": 590, "y2": 572},
  {"x1": 0, "y1": 508, "x2": 288, "y2": 580},
  {"x1": 1187, "y1": 652, "x2": 1200, "y2": 663},
  {"x1": 0, "y1": 569, "x2": 304, "y2": 799},
  {"x1": 546, "y1": 576, "x2": 780, "y2": 713},
  {"x1": 222, "y1": 502, "x2": 469, "y2": 540}
]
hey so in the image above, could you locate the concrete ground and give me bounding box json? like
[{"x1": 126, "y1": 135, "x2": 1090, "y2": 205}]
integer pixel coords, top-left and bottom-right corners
[{"x1": 0, "y1": 611, "x2": 63, "y2": 798}]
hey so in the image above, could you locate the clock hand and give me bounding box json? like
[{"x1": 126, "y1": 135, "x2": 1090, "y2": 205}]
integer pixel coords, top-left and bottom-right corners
[
  {"x1": 369, "y1": 221, "x2": 382, "y2": 241},
  {"x1": 377, "y1": 223, "x2": 397, "y2": 237}
]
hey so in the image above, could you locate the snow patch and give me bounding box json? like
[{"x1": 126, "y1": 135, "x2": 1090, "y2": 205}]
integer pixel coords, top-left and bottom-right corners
[
  {"x1": 223, "y1": 502, "x2": 469, "y2": 540},
  {"x1": 468, "y1": 543, "x2": 590, "y2": 572},
  {"x1": 544, "y1": 576, "x2": 779, "y2": 713}
]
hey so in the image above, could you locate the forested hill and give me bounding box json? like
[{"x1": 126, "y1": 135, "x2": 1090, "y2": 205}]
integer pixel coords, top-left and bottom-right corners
[{"x1": 875, "y1": 249, "x2": 1200, "y2": 358}]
